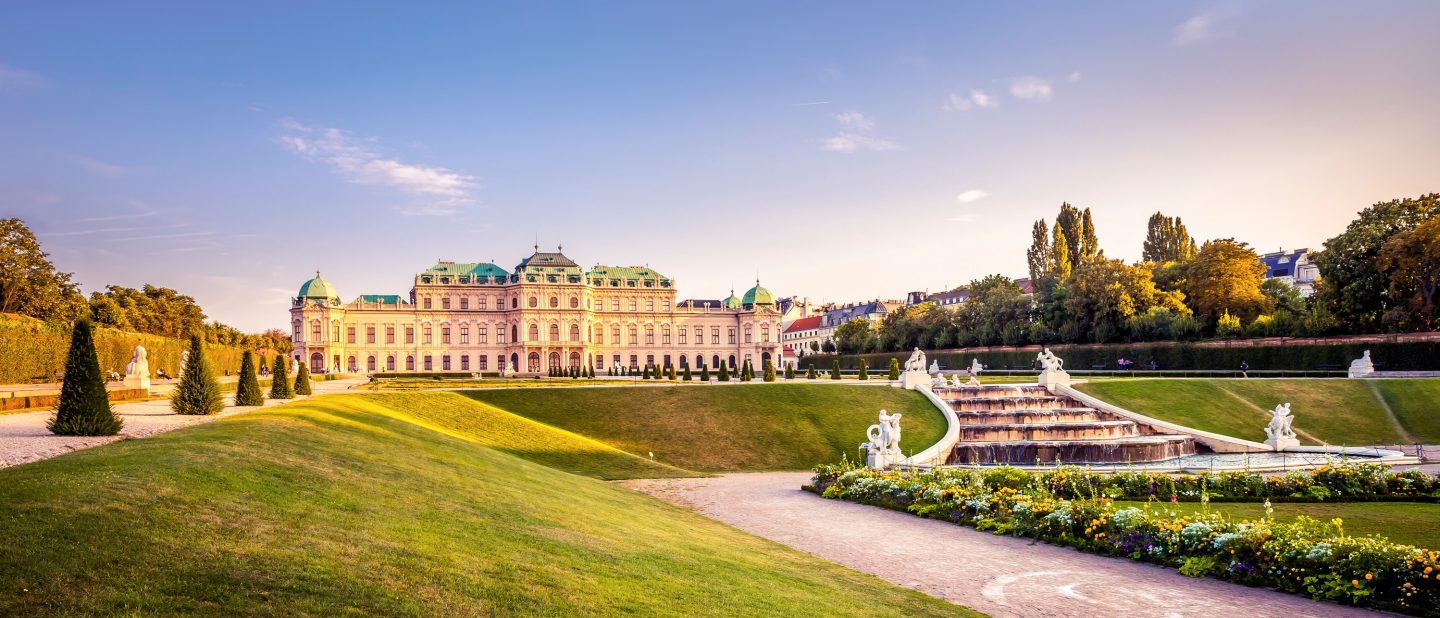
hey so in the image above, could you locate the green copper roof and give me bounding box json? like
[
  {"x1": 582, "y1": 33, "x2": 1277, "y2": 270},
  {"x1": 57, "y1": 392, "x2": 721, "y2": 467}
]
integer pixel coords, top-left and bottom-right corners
[
  {"x1": 742, "y1": 281, "x2": 775, "y2": 307},
  {"x1": 298, "y1": 272, "x2": 339, "y2": 299},
  {"x1": 587, "y1": 265, "x2": 671, "y2": 283},
  {"x1": 356, "y1": 294, "x2": 406, "y2": 305},
  {"x1": 421, "y1": 261, "x2": 509, "y2": 279},
  {"x1": 722, "y1": 289, "x2": 742, "y2": 309}
]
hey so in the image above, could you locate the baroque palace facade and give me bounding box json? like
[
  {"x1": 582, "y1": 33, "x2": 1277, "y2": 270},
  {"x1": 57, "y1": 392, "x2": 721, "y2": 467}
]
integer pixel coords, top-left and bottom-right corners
[{"x1": 290, "y1": 248, "x2": 782, "y2": 375}]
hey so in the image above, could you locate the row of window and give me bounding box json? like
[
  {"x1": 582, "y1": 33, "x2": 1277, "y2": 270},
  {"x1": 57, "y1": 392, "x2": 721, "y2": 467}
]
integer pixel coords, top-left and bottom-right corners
[
  {"x1": 416, "y1": 294, "x2": 675, "y2": 312},
  {"x1": 342, "y1": 352, "x2": 758, "y2": 373},
  {"x1": 303, "y1": 321, "x2": 773, "y2": 345}
]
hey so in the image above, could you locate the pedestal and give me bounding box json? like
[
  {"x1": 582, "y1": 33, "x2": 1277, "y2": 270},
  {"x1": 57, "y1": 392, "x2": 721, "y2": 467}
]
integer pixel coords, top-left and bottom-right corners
[
  {"x1": 1037, "y1": 368, "x2": 1071, "y2": 392},
  {"x1": 123, "y1": 374, "x2": 150, "y2": 393},
  {"x1": 900, "y1": 369, "x2": 931, "y2": 391},
  {"x1": 1267, "y1": 437, "x2": 1300, "y2": 451},
  {"x1": 866, "y1": 450, "x2": 903, "y2": 470},
  {"x1": 1348, "y1": 365, "x2": 1375, "y2": 379}
]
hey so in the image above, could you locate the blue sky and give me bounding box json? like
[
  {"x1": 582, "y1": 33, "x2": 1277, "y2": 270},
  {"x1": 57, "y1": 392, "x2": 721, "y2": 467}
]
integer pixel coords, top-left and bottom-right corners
[{"x1": 3, "y1": 2, "x2": 1438, "y2": 331}]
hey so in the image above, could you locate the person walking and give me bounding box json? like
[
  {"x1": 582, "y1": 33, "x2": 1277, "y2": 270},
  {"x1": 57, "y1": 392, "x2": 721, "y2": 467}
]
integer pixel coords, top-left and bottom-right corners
[{"x1": 1240, "y1": 360, "x2": 1249, "y2": 378}]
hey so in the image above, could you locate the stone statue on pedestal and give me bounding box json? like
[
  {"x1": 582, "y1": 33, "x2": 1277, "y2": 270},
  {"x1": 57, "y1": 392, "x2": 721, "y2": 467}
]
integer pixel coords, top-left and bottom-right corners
[
  {"x1": 899, "y1": 348, "x2": 932, "y2": 391},
  {"x1": 123, "y1": 345, "x2": 151, "y2": 391},
  {"x1": 1264, "y1": 402, "x2": 1300, "y2": 451},
  {"x1": 1348, "y1": 350, "x2": 1375, "y2": 378},
  {"x1": 178, "y1": 350, "x2": 189, "y2": 376},
  {"x1": 1036, "y1": 347, "x2": 1071, "y2": 390},
  {"x1": 966, "y1": 358, "x2": 983, "y2": 386},
  {"x1": 864, "y1": 409, "x2": 903, "y2": 469}
]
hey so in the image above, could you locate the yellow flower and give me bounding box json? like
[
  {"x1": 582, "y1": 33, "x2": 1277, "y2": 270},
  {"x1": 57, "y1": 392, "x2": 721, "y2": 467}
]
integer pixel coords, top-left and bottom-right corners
[
  {"x1": 1352, "y1": 580, "x2": 1360, "y2": 587},
  {"x1": 1365, "y1": 573, "x2": 1373, "y2": 581}
]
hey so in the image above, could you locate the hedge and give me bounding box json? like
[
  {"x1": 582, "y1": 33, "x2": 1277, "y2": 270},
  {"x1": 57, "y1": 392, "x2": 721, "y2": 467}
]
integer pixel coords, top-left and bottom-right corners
[
  {"x1": 0, "y1": 314, "x2": 281, "y2": 384},
  {"x1": 801, "y1": 339, "x2": 1440, "y2": 373},
  {"x1": 369, "y1": 372, "x2": 502, "y2": 380}
]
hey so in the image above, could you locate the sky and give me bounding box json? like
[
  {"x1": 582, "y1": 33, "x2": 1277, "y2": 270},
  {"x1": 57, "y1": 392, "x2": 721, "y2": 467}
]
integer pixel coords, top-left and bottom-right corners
[{"x1": 2, "y1": 1, "x2": 1438, "y2": 332}]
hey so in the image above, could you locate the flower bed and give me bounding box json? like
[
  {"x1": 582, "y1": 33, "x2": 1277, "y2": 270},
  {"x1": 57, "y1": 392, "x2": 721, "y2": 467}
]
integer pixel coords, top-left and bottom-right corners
[{"x1": 812, "y1": 464, "x2": 1440, "y2": 616}]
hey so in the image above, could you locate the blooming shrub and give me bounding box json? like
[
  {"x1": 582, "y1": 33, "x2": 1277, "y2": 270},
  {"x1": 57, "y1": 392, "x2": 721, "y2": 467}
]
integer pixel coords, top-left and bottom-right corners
[{"x1": 812, "y1": 464, "x2": 1440, "y2": 616}]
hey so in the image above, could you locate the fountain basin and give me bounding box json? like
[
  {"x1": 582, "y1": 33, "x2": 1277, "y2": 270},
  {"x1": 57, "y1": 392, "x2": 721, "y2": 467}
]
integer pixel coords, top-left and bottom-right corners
[{"x1": 949, "y1": 434, "x2": 1196, "y2": 466}]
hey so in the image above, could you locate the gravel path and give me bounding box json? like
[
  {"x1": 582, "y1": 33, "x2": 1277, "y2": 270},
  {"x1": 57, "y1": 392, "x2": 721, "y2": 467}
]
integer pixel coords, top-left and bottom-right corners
[
  {"x1": 0, "y1": 378, "x2": 366, "y2": 469},
  {"x1": 625, "y1": 472, "x2": 1384, "y2": 618}
]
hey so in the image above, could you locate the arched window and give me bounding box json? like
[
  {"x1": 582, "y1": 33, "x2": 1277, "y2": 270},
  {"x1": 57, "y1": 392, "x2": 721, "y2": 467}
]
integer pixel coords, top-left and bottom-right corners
[
  {"x1": 310, "y1": 320, "x2": 321, "y2": 341},
  {"x1": 570, "y1": 297, "x2": 580, "y2": 308},
  {"x1": 529, "y1": 296, "x2": 538, "y2": 308},
  {"x1": 549, "y1": 323, "x2": 560, "y2": 341},
  {"x1": 527, "y1": 352, "x2": 540, "y2": 373},
  {"x1": 332, "y1": 321, "x2": 341, "y2": 342},
  {"x1": 570, "y1": 324, "x2": 580, "y2": 341},
  {"x1": 728, "y1": 354, "x2": 736, "y2": 368},
  {"x1": 548, "y1": 351, "x2": 560, "y2": 370},
  {"x1": 405, "y1": 355, "x2": 415, "y2": 371},
  {"x1": 712, "y1": 354, "x2": 720, "y2": 368},
  {"x1": 695, "y1": 355, "x2": 703, "y2": 368},
  {"x1": 386, "y1": 355, "x2": 395, "y2": 371},
  {"x1": 569, "y1": 352, "x2": 580, "y2": 369},
  {"x1": 529, "y1": 323, "x2": 539, "y2": 341},
  {"x1": 511, "y1": 324, "x2": 518, "y2": 342},
  {"x1": 550, "y1": 296, "x2": 559, "y2": 308}
]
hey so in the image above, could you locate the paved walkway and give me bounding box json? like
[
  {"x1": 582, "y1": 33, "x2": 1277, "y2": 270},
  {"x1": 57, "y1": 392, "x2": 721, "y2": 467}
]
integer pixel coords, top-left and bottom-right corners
[
  {"x1": 626, "y1": 473, "x2": 1383, "y2": 618},
  {"x1": 0, "y1": 378, "x2": 365, "y2": 469}
]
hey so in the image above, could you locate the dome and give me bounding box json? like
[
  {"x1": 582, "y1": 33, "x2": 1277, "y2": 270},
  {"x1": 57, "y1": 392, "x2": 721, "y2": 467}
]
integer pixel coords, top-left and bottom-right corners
[
  {"x1": 722, "y1": 289, "x2": 742, "y2": 310},
  {"x1": 298, "y1": 271, "x2": 339, "y2": 300},
  {"x1": 742, "y1": 280, "x2": 774, "y2": 308}
]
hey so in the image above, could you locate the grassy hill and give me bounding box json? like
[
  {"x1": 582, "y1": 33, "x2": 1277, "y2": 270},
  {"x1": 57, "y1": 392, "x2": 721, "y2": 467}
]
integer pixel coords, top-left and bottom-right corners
[
  {"x1": 0, "y1": 393, "x2": 972, "y2": 616},
  {"x1": 1075, "y1": 378, "x2": 1440, "y2": 445},
  {"x1": 463, "y1": 384, "x2": 948, "y2": 471}
]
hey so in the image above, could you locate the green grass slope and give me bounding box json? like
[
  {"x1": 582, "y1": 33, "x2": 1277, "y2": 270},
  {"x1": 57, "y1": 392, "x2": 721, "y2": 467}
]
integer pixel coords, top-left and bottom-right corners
[
  {"x1": 1075, "y1": 378, "x2": 1440, "y2": 444},
  {"x1": 0, "y1": 394, "x2": 972, "y2": 616},
  {"x1": 1114, "y1": 501, "x2": 1440, "y2": 549},
  {"x1": 463, "y1": 384, "x2": 948, "y2": 471}
]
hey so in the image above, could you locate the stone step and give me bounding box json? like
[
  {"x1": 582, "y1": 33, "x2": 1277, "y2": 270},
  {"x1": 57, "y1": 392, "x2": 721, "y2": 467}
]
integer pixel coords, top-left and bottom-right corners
[
  {"x1": 957, "y1": 420, "x2": 1139, "y2": 442},
  {"x1": 949, "y1": 434, "x2": 1196, "y2": 466},
  {"x1": 936, "y1": 385, "x2": 1050, "y2": 399},
  {"x1": 954, "y1": 408, "x2": 1106, "y2": 425},
  {"x1": 950, "y1": 396, "x2": 1077, "y2": 412}
]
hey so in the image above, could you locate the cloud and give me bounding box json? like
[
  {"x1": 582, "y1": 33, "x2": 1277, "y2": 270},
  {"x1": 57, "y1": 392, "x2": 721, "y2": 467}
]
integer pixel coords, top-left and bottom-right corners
[
  {"x1": 1010, "y1": 76, "x2": 1054, "y2": 101},
  {"x1": 786, "y1": 101, "x2": 831, "y2": 107},
  {"x1": 72, "y1": 155, "x2": 135, "y2": 178},
  {"x1": 1068, "y1": 71, "x2": 1082, "y2": 83},
  {"x1": 1173, "y1": 11, "x2": 1236, "y2": 46},
  {"x1": 956, "y1": 189, "x2": 989, "y2": 203},
  {"x1": 278, "y1": 119, "x2": 478, "y2": 215},
  {"x1": 944, "y1": 89, "x2": 997, "y2": 112},
  {"x1": 833, "y1": 111, "x2": 875, "y2": 130},
  {"x1": 821, "y1": 133, "x2": 899, "y2": 154},
  {"x1": 0, "y1": 62, "x2": 46, "y2": 92}
]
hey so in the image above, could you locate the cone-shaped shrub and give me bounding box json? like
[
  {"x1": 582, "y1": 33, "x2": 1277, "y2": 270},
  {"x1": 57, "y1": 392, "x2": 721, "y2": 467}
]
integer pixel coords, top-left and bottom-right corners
[
  {"x1": 700, "y1": 365, "x2": 710, "y2": 381},
  {"x1": 48, "y1": 319, "x2": 123, "y2": 435},
  {"x1": 831, "y1": 359, "x2": 842, "y2": 380},
  {"x1": 270, "y1": 354, "x2": 293, "y2": 399},
  {"x1": 784, "y1": 364, "x2": 794, "y2": 380},
  {"x1": 889, "y1": 358, "x2": 901, "y2": 381},
  {"x1": 172, "y1": 333, "x2": 224, "y2": 415},
  {"x1": 718, "y1": 362, "x2": 730, "y2": 382},
  {"x1": 763, "y1": 360, "x2": 776, "y2": 382},
  {"x1": 807, "y1": 364, "x2": 817, "y2": 380},
  {"x1": 293, "y1": 361, "x2": 312, "y2": 395},
  {"x1": 683, "y1": 366, "x2": 692, "y2": 381},
  {"x1": 233, "y1": 350, "x2": 265, "y2": 406},
  {"x1": 667, "y1": 365, "x2": 676, "y2": 380},
  {"x1": 858, "y1": 359, "x2": 869, "y2": 381}
]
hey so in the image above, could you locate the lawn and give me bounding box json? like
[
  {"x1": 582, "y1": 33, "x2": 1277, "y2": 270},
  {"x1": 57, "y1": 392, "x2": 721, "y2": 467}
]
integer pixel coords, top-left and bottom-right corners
[
  {"x1": 1074, "y1": 378, "x2": 1440, "y2": 445},
  {"x1": 463, "y1": 384, "x2": 948, "y2": 471},
  {"x1": 1114, "y1": 500, "x2": 1440, "y2": 549},
  {"x1": 0, "y1": 393, "x2": 974, "y2": 616},
  {"x1": 359, "y1": 377, "x2": 636, "y2": 390}
]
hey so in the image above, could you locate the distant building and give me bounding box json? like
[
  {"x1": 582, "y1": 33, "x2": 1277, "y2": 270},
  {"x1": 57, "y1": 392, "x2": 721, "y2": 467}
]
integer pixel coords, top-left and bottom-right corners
[
  {"x1": 1258, "y1": 248, "x2": 1319, "y2": 297},
  {"x1": 907, "y1": 277, "x2": 1033, "y2": 309},
  {"x1": 815, "y1": 299, "x2": 901, "y2": 347},
  {"x1": 782, "y1": 315, "x2": 824, "y2": 361}
]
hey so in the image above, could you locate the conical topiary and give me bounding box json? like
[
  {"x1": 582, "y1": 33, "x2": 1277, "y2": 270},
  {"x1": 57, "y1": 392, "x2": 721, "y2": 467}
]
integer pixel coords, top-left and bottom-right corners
[
  {"x1": 270, "y1": 354, "x2": 293, "y2": 399},
  {"x1": 718, "y1": 362, "x2": 730, "y2": 382},
  {"x1": 293, "y1": 361, "x2": 312, "y2": 395},
  {"x1": 807, "y1": 364, "x2": 817, "y2": 380},
  {"x1": 889, "y1": 358, "x2": 901, "y2": 381},
  {"x1": 858, "y1": 359, "x2": 869, "y2": 381},
  {"x1": 763, "y1": 360, "x2": 776, "y2": 382},
  {"x1": 234, "y1": 350, "x2": 265, "y2": 406},
  {"x1": 831, "y1": 359, "x2": 842, "y2": 380},
  {"x1": 172, "y1": 333, "x2": 224, "y2": 415},
  {"x1": 48, "y1": 319, "x2": 123, "y2": 435},
  {"x1": 667, "y1": 365, "x2": 676, "y2": 381},
  {"x1": 683, "y1": 366, "x2": 692, "y2": 381},
  {"x1": 700, "y1": 365, "x2": 710, "y2": 381}
]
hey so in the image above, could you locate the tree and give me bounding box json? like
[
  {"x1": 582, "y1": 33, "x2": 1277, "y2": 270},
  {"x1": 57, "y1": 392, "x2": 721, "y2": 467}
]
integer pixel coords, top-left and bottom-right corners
[
  {"x1": 888, "y1": 358, "x2": 900, "y2": 380},
  {"x1": 741, "y1": 359, "x2": 753, "y2": 381},
  {"x1": 173, "y1": 333, "x2": 224, "y2": 415},
  {"x1": 1377, "y1": 215, "x2": 1440, "y2": 330},
  {"x1": 683, "y1": 366, "x2": 692, "y2": 381},
  {"x1": 700, "y1": 365, "x2": 710, "y2": 381},
  {"x1": 821, "y1": 339, "x2": 836, "y2": 354},
  {"x1": 858, "y1": 359, "x2": 868, "y2": 380},
  {"x1": 1260, "y1": 279, "x2": 1306, "y2": 317},
  {"x1": 269, "y1": 354, "x2": 293, "y2": 399},
  {"x1": 1065, "y1": 259, "x2": 1189, "y2": 342},
  {"x1": 783, "y1": 364, "x2": 794, "y2": 379},
  {"x1": 293, "y1": 362, "x2": 312, "y2": 395},
  {"x1": 1026, "y1": 218, "x2": 1053, "y2": 284},
  {"x1": 234, "y1": 350, "x2": 264, "y2": 406},
  {"x1": 763, "y1": 360, "x2": 776, "y2": 382},
  {"x1": 808, "y1": 341, "x2": 819, "y2": 352},
  {"x1": 1142, "y1": 212, "x2": 1198, "y2": 263},
  {"x1": 1315, "y1": 194, "x2": 1440, "y2": 332},
  {"x1": 1215, "y1": 310, "x2": 1243, "y2": 338},
  {"x1": 47, "y1": 319, "x2": 123, "y2": 435},
  {"x1": 1051, "y1": 224, "x2": 1073, "y2": 280},
  {"x1": 667, "y1": 365, "x2": 676, "y2": 380},
  {"x1": 1186, "y1": 239, "x2": 1268, "y2": 326},
  {"x1": 831, "y1": 359, "x2": 841, "y2": 380},
  {"x1": 718, "y1": 362, "x2": 730, "y2": 382},
  {"x1": 0, "y1": 218, "x2": 86, "y2": 321},
  {"x1": 833, "y1": 318, "x2": 872, "y2": 354}
]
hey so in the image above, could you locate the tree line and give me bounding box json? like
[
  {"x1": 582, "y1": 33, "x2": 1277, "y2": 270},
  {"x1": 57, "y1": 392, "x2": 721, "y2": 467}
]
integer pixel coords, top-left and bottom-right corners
[
  {"x1": 828, "y1": 194, "x2": 1438, "y2": 354},
  {"x1": 0, "y1": 218, "x2": 292, "y2": 353}
]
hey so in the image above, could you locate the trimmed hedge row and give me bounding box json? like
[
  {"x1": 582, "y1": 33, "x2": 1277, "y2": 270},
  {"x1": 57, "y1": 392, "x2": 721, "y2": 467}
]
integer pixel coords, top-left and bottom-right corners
[
  {"x1": 800, "y1": 339, "x2": 1440, "y2": 372},
  {"x1": 0, "y1": 314, "x2": 280, "y2": 384},
  {"x1": 369, "y1": 372, "x2": 502, "y2": 379}
]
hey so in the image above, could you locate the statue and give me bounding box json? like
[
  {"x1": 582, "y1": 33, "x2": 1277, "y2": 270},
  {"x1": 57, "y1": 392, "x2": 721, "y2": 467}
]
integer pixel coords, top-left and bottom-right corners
[
  {"x1": 865, "y1": 409, "x2": 902, "y2": 456},
  {"x1": 904, "y1": 347, "x2": 927, "y2": 372},
  {"x1": 123, "y1": 345, "x2": 151, "y2": 391},
  {"x1": 927, "y1": 360, "x2": 940, "y2": 375},
  {"x1": 899, "y1": 348, "x2": 932, "y2": 391},
  {"x1": 178, "y1": 350, "x2": 189, "y2": 376},
  {"x1": 1348, "y1": 350, "x2": 1375, "y2": 378},
  {"x1": 1036, "y1": 347, "x2": 1071, "y2": 390},
  {"x1": 966, "y1": 358, "x2": 983, "y2": 387},
  {"x1": 1037, "y1": 348, "x2": 1064, "y2": 372},
  {"x1": 1264, "y1": 402, "x2": 1299, "y2": 451}
]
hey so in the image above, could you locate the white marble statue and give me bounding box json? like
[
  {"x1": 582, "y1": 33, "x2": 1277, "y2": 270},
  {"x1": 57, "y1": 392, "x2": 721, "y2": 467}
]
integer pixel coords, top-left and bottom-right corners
[
  {"x1": 927, "y1": 360, "x2": 940, "y2": 375},
  {"x1": 904, "y1": 347, "x2": 927, "y2": 373},
  {"x1": 966, "y1": 358, "x2": 983, "y2": 386},
  {"x1": 1037, "y1": 347, "x2": 1064, "y2": 372},
  {"x1": 1264, "y1": 402, "x2": 1299, "y2": 450},
  {"x1": 1036, "y1": 347, "x2": 1071, "y2": 390},
  {"x1": 865, "y1": 409, "x2": 902, "y2": 455},
  {"x1": 123, "y1": 345, "x2": 151, "y2": 391},
  {"x1": 178, "y1": 350, "x2": 189, "y2": 376},
  {"x1": 1348, "y1": 350, "x2": 1375, "y2": 378}
]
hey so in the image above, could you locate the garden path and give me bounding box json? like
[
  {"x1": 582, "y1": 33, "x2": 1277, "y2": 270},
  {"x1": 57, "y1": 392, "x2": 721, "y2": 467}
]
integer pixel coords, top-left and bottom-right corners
[
  {"x1": 0, "y1": 377, "x2": 365, "y2": 469},
  {"x1": 626, "y1": 472, "x2": 1382, "y2": 618}
]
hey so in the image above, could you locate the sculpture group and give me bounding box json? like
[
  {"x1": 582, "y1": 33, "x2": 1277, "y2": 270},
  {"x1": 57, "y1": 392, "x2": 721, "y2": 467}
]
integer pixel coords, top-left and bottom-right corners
[
  {"x1": 1035, "y1": 347, "x2": 1070, "y2": 390},
  {"x1": 864, "y1": 409, "x2": 903, "y2": 468},
  {"x1": 1264, "y1": 402, "x2": 1299, "y2": 451}
]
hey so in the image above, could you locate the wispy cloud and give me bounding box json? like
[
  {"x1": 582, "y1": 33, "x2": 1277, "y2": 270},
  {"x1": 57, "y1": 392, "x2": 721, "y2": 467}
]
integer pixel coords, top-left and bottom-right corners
[
  {"x1": 72, "y1": 155, "x2": 135, "y2": 178},
  {"x1": 1010, "y1": 76, "x2": 1054, "y2": 101},
  {"x1": 786, "y1": 101, "x2": 832, "y2": 107},
  {"x1": 956, "y1": 189, "x2": 989, "y2": 203},
  {"x1": 43, "y1": 226, "x2": 146, "y2": 237},
  {"x1": 75, "y1": 205, "x2": 161, "y2": 223},
  {"x1": 1068, "y1": 71, "x2": 1082, "y2": 83},
  {"x1": 0, "y1": 62, "x2": 46, "y2": 92},
  {"x1": 821, "y1": 133, "x2": 899, "y2": 154},
  {"x1": 944, "y1": 89, "x2": 997, "y2": 112},
  {"x1": 278, "y1": 119, "x2": 478, "y2": 216},
  {"x1": 833, "y1": 111, "x2": 874, "y2": 130},
  {"x1": 1173, "y1": 11, "x2": 1237, "y2": 47}
]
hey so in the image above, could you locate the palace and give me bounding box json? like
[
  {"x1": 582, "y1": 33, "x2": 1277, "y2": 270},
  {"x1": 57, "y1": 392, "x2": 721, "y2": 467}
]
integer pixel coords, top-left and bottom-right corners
[{"x1": 290, "y1": 247, "x2": 783, "y2": 375}]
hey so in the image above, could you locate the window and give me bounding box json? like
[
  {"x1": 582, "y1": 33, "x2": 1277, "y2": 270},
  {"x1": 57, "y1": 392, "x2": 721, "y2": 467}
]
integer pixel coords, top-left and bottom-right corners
[
  {"x1": 712, "y1": 327, "x2": 720, "y2": 344},
  {"x1": 570, "y1": 324, "x2": 580, "y2": 341},
  {"x1": 570, "y1": 297, "x2": 580, "y2": 308},
  {"x1": 366, "y1": 326, "x2": 376, "y2": 344},
  {"x1": 332, "y1": 322, "x2": 341, "y2": 342},
  {"x1": 385, "y1": 355, "x2": 395, "y2": 371},
  {"x1": 498, "y1": 355, "x2": 506, "y2": 372},
  {"x1": 293, "y1": 322, "x2": 301, "y2": 340},
  {"x1": 460, "y1": 325, "x2": 469, "y2": 345},
  {"x1": 646, "y1": 354, "x2": 655, "y2": 366},
  {"x1": 478, "y1": 327, "x2": 488, "y2": 344},
  {"x1": 664, "y1": 355, "x2": 671, "y2": 368},
  {"x1": 366, "y1": 356, "x2": 376, "y2": 371},
  {"x1": 424, "y1": 297, "x2": 432, "y2": 309},
  {"x1": 511, "y1": 297, "x2": 517, "y2": 309},
  {"x1": 549, "y1": 324, "x2": 560, "y2": 341},
  {"x1": 728, "y1": 328, "x2": 737, "y2": 344},
  {"x1": 629, "y1": 300, "x2": 637, "y2": 311},
  {"x1": 509, "y1": 324, "x2": 516, "y2": 343},
  {"x1": 529, "y1": 296, "x2": 538, "y2": 308},
  {"x1": 645, "y1": 326, "x2": 654, "y2": 345},
  {"x1": 347, "y1": 326, "x2": 356, "y2": 344},
  {"x1": 761, "y1": 326, "x2": 770, "y2": 343},
  {"x1": 629, "y1": 354, "x2": 638, "y2": 367},
  {"x1": 529, "y1": 324, "x2": 539, "y2": 341},
  {"x1": 478, "y1": 297, "x2": 488, "y2": 310},
  {"x1": 550, "y1": 296, "x2": 559, "y2": 308},
  {"x1": 406, "y1": 355, "x2": 415, "y2": 371},
  {"x1": 460, "y1": 297, "x2": 469, "y2": 310},
  {"x1": 311, "y1": 321, "x2": 321, "y2": 341},
  {"x1": 460, "y1": 355, "x2": 469, "y2": 371},
  {"x1": 442, "y1": 327, "x2": 451, "y2": 344},
  {"x1": 662, "y1": 302, "x2": 670, "y2": 312},
  {"x1": 613, "y1": 355, "x2": 622, "y2": 368},
  {"x1": 744, "y1": 326, "x2": 752, "y2": 344},
  {"x1": 442, "y1": 297, "x2": 451, "y2": 310},
  {"x1": 612, "y1": 326, "x2": 621, "y2": 345},
  {"x1": 629, "y1": 327, "x2": 638, "y2": 345},
  {"x1": 443, "y1": 355, "x2": 452, "y2": 370},
  {"x1": 679, "y1": 329, "x2": 687, "y2": 345},
  {"x1": 478, "y1": 355, "x2": 488, "y2": 370},
  {"x1": 611, "y1": 300, "x2": 620, "y2": 311},
  {"x1": 647, "y1": 300, "x2": 655, "y2": 311},
  {"x1": 386, "y1": 326, "x2": 395, "y2": 344},
  {"x1": 423, "y1": 327, "x2": 433, "y2": 344},
  {"x1": 662, "y1": 326, "x2": 671, "y2": 345},
  {"x1": 424, "y1": 355, "x2": 433, "y2": 371},
  {"x1": 695, "y1": 327, "x2": 703, "y2": 345}
]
